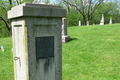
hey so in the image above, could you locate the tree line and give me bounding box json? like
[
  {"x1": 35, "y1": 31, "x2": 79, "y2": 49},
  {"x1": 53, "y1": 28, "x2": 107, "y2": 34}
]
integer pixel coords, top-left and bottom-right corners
[
  {"x1": 0, "y1": 0, "x2": 35, "y2": 38},
  {"x1": 61, "y1": 0, "x2": 120, "y2": 26}
]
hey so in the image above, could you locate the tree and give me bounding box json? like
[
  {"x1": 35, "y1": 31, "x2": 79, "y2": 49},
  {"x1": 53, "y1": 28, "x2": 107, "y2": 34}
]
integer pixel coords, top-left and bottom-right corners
[
  {"x1": 63, "y1": 0, "x2": 71, "y2": 12},
  {"x1": 0, "y1": 0, "x2": 11, "y2": 35},
  {"x1": 66, "y1": 7, "x2": 82, "y2": 26},
  {"x1": 63, "y1": 0, "x2": 105, "y2": 25},
  {"x1": 93, "y1": 1, "x2": 120, "y2": 24},
  {"x1": 0, "y1": 0, "x2": 34, "y2": 36}
]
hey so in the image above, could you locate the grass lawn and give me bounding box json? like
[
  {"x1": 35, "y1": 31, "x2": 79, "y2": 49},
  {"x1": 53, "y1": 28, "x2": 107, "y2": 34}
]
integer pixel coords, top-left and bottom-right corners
[
  {"x1": 0, "y1": 23, "x2": 120, "y2": 80},
  {"x1": 63, "y1": 23, "x2": 120, "y2": 80},
  {"x1": 0, "y1": 37, "x2": 14, "y2": 80}
]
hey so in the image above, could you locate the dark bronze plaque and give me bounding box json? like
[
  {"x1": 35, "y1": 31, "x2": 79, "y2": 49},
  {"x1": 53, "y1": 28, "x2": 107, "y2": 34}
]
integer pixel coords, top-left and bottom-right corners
[{"x1": 36, "y1": 36, "x2": 54, "y2": 59}]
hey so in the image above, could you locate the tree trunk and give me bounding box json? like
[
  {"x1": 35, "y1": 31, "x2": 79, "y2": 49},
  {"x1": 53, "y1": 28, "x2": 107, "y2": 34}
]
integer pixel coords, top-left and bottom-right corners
[
  {"x1": 0, "y1": 17, "x2": 11, "y2": 35},
  {"x1": 9, "y1": 0, "x2": 12, "y2": 5},
  {"x1": 8, "y1": 0, "x2": 12, "y2": 35},
  {"x1": 83, "y1": 15, "x2": 86, "y2": 25}
]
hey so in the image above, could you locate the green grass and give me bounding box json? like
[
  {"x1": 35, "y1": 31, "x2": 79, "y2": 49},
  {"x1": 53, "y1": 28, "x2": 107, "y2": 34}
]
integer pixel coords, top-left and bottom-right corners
[
  {"x1": 0, "y1": 37, "x2": 14, "y2": 80},
  {"x1": 0, "y1": 23, "x2": 120, "y2": 80},
  {"x1": 62, "y1": 23, "x2": 120, "y2": 80}
]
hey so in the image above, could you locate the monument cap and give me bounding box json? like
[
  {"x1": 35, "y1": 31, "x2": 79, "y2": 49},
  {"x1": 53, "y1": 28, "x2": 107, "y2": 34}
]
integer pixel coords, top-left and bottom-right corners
[{"x1": 8, "y1": 3, "x2": 67, "y2": 19}]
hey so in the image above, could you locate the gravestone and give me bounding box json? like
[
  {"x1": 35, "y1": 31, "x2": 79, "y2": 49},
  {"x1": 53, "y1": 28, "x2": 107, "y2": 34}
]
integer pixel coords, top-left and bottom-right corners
[
  {"x1": 100, "y1": 14, "x2": 104, "y2": 25},
  {"x1": 1, "y1": 45, "x2": 5, "y2": 52},
  {"x1": 109, "y1": 17, "x2": 112, "y2": 24},
  {"x1": 62, "y1": 18, "x2": 70, "y2": 42},
  {"x1": 8, "y1": 3, "x2": 66, "y2": 80},
  {"x1": 79, "y1": 21, "x2": 81, "y2": 26},
  {"x1": 87, "y1": 21, "x2": 89, "y2": 26}
]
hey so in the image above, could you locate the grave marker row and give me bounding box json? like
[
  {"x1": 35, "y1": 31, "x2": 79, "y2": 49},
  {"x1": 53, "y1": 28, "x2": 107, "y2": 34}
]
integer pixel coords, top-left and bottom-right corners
[{"x1": 78, "y1": 14, "x2": 112, "y2": 26}]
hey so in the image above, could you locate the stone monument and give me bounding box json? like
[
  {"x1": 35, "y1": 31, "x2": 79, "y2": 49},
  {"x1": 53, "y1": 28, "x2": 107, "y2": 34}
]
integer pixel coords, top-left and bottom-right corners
[
  {"x1": 62, "y1": 18, "x2": 70, "y2": 42},
  {"x1": 8, "y1": 3, "x2": 66, "y2": 80},
  {"x1": 109, "y1": 17, "x2": 112, "y2": 24},
  {"x1": 1, "y1": 45, "x2": 5, "y2": 52},
  {"x1": 87, "y1": 21, "x2": 89, "y2": 26},
  {"x1": 79, "y1": 20, "x2": 81, "y2": 26},
  {"x1": 100, "y1": 14, "x2": 104, "y2": 25}
]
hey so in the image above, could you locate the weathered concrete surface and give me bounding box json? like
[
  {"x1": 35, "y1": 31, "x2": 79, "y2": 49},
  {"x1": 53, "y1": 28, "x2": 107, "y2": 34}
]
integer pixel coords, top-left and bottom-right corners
[
  {"x1": 62, "y1": 35, "x2": 70, "y2": 42},
  {"x1": 8, "y1": 3, "x2": 66, "y2": 19},
  {"x1": 62, "y1": 18, "x2": 70, "y2": 42},
  {"x1": 62, "y1": 18, "x2": 67, "y2": 36},
  {"x1": 100, "y1": 14, "x2": 104, "y2": 25},
  {"x1": 8, "y1": 3, "x2": 66, "y2": 80},
  {"x1": 11, "y1": 19, "x2": 27, "y2": 80}
]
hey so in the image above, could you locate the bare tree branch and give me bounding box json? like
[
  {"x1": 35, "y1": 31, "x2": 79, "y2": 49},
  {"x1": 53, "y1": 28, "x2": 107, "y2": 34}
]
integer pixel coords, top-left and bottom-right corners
[
  {"x1": 0, "y1": 6, "x2": 7, "y2": 12},
  {"x1": 9, "y1": 0, "x2": 12, "y2": 5},
  {"x1": 63, "y1": 0, "x2": 104, "y2": 25},
  {"x1": 16, "y1": 0, "x2": 20, "y2": 5},
  {"x1": 0, "y1": 17, "x2": 10, "y2": 33}
]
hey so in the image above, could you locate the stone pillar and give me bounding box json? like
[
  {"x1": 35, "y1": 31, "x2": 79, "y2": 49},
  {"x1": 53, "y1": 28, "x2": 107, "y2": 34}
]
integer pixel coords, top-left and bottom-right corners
[
  {"x1": 87, "y1": 21, "x2": 89, "y2": 26},
  {"x1": 62, "y1": 18, "x2": 70, "y2": 43},
  {"x1": 109, "y1": 17, "x2": 112, "y2": 24},
  {"x1": 79, "y1": 21, "x2": 81, "y2": 26},
  {"x1": 100, "y1": 14, "x2": 104, "y2": 25},
  {"x1": 8, "y1": 3, "x2": 66, "y2": 80}
]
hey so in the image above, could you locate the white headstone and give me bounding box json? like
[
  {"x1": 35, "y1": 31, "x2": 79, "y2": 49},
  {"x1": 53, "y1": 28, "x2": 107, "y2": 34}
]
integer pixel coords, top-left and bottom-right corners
[
  {"x1": 100, "y1": 14, "x2": 104, "y2": 25},
  {"x1": 79, "y1": 21, "x2": 81, "y2": 26},
  {"x1": 109, "y1": 17, "x2": 112, "y2": 24},
  {"x1": 87, "y1": 21, "x2": 89, "y2": 26},
  {"x1": 1, "y1": 45, "x2": 5, "y2": 52}
]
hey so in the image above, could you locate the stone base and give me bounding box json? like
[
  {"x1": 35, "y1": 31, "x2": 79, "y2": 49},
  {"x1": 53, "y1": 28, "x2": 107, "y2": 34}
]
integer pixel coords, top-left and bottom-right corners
[
  {"x1": 109, "y1": 21, "x2": 112, "y2": 24},
  {"x1": 100, "y1": 22, "x2": 104, "y2": 25},
  {"x1": 62, "y1": 35, "x2": 70, "y2": 43}
]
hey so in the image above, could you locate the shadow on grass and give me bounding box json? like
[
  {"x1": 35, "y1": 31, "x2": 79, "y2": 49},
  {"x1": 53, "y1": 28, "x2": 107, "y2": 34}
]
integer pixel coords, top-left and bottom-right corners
[
  {"x1": 63, "y1": 38, "x2": 78, "y2": 43},
  {"x1": 68, "y1": 38, "x2": 78, "y2": 42}
]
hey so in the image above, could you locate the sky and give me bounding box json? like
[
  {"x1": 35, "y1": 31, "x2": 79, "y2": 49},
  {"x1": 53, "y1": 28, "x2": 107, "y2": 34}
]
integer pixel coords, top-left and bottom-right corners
[
  {"x1": 50, "y1": 0, "x2": 57, "y2": 3},
  {"x1": 109, "y1": 0, "x2": 115, "y2": 2}
]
